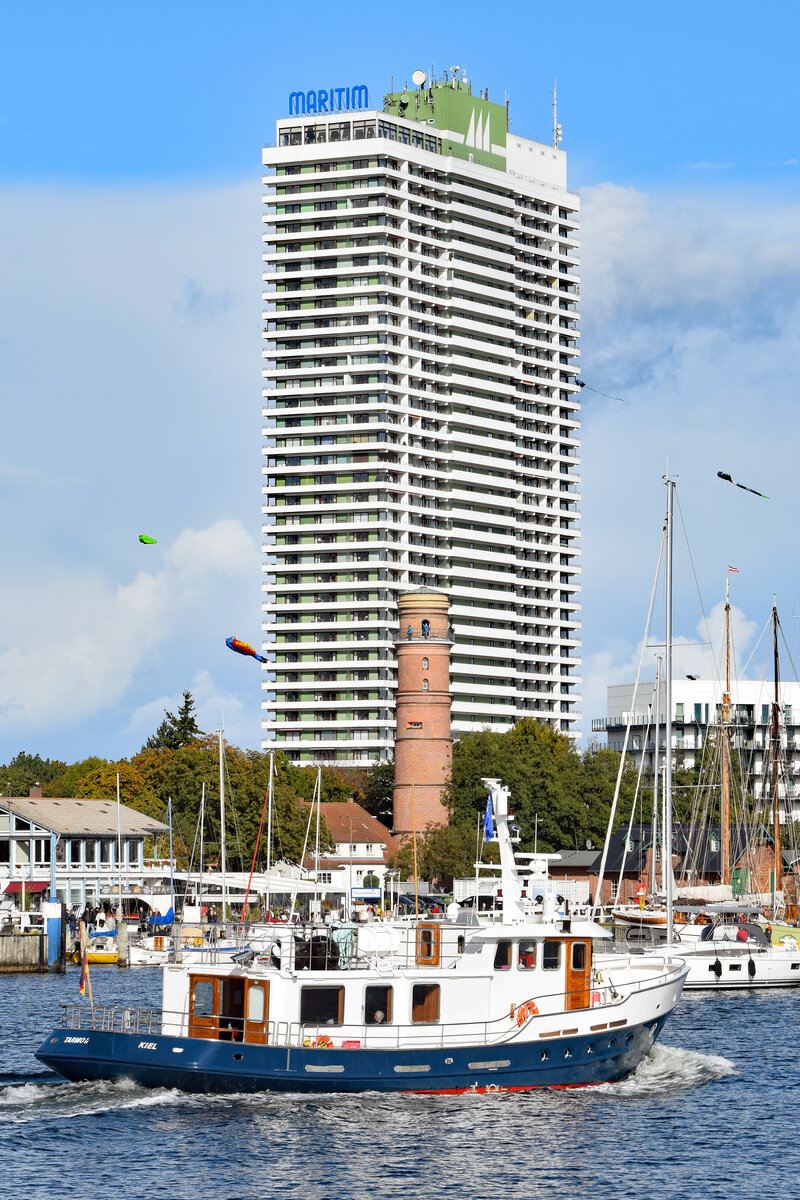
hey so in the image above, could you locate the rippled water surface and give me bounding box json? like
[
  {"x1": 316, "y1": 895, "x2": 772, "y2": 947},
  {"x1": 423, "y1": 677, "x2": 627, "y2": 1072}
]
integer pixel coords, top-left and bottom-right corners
[{"x1": 2, "y1": 966, "x2": 798, "y2": 1200}]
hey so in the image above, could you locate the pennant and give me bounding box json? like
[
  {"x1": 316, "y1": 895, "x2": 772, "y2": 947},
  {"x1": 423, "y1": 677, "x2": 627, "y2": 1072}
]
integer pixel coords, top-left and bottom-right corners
[
  {"x1": 728, "y1": 566, "x2": 739, "y2": 573},
  {"x1": 483, "y1": 795, "x2": 494, "y2": 840}
]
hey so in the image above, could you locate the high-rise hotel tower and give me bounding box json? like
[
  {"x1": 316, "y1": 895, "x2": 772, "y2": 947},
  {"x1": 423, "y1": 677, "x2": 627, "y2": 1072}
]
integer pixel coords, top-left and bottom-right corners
[{"x1": 261, "y1": 69, "x2": 581, "y2": 766}]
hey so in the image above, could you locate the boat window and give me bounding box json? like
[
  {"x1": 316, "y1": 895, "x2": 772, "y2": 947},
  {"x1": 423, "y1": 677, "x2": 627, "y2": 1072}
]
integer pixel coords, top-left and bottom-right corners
[
  {"x1": 518, "y1": 940, "x2": 536, "y2": 970},
  {"x1": 571, "y1": 942, "x2": 587, "y2": 971},
  {"x1": 542, "y1": 941, "x2": 562, "y2": 971},
  {"x1": 412, "y1": 983, "x2": 440, "y2": 1024},
  {"x1": 457, "y1": 935, "x2": 466, "y2": 954},
  {"x1": 416, "y1": 923, "x2": 441, "y2": 966},
  {"x1": 493, "y1": 940, "x2": 513, "y2": 970},
  {"x1": 300, "y1": 986, "x2": 344, "y2": 1026},
  {"x1": 247, "y1": 984, "x2": 265, "y2": 1023},
  {"x1": 365, "y1": 984, "x2": 392, "y2": 1024},
  {"x1": 192, "y1": 980, "x2": 215, "y2": 1017}
]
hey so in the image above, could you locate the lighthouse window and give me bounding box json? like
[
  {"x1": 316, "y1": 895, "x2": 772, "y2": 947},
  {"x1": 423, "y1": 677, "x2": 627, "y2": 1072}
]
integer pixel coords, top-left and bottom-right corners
[
  {"x1": 422, "y1": 679, "x2": 429, "y2": 692},
  {"x1": 411, "y1": 983, "x2": 440, "y2": 1024},
  {"x1": 422, "y1": 658, "x2": 429, "y2": 669}
]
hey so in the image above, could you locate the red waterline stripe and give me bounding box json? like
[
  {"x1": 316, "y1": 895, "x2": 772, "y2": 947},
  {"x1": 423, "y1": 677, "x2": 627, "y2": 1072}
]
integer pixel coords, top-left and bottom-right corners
[{"x1": 409, "y1": 1081, "x2": 597, "y2": 1095}]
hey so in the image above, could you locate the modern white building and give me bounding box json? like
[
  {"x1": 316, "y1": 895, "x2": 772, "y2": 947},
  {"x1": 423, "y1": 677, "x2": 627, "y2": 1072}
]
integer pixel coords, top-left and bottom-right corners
[
  {"x1": 595, "y1": 679, "x2": 800, "y2": 815},
  {"x1": 261, "y1": 69, "x2": 582, "y2": 766}
]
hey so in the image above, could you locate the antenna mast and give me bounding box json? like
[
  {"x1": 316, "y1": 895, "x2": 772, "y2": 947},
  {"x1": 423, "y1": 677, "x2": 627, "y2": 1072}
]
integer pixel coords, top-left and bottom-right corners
[{"x1": 552, "y1": 78, "x2": 562, "y2": 149}]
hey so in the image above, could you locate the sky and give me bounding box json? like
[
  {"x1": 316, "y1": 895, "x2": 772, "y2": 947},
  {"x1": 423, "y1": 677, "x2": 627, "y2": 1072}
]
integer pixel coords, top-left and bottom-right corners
[{"x1": 1, "y1": 1, "x2": 799, "y2": 764}]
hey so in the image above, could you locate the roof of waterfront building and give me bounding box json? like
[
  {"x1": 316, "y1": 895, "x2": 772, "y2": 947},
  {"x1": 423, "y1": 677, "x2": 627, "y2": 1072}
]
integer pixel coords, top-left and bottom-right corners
[
  {"x1": 300, "y1": 799, "x2": 398, "y2": 859},
  {"x1": 0, "y1": 794, "x2": 169, "y2": 837}
]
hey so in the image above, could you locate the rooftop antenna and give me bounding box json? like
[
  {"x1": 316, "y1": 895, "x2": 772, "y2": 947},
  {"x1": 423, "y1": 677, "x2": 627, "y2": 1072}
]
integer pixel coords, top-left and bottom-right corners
[{"x1": 552, "y1": 77, "x2": 562, "y2": 148}]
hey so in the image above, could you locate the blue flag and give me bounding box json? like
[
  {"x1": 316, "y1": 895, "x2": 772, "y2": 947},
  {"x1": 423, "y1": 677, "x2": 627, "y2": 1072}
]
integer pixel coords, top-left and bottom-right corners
[{"x1": 483, "y1": 795, "x2": 494, "y2": 840}]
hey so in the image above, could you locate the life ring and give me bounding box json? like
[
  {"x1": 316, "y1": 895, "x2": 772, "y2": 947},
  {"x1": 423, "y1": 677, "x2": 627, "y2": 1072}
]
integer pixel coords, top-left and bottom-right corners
[{"x1": 516, "y1": 1000, "x2": 539, "y2": 1025}]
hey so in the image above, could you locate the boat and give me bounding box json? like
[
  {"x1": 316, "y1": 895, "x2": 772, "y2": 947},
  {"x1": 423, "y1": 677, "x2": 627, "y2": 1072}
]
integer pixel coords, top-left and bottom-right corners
[
  {"x1": 35, "y1": 778, "x2": 688, "y2": 1094},
  {"x1": 598, "y1": 480, "x2": 800, "y2": 990},
  {"x1": 70, "y1": 931, "x2": 119, "y2": 965}
]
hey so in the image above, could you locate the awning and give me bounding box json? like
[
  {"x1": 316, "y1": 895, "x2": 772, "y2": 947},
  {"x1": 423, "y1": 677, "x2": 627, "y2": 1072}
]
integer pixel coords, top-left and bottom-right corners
[{"x1": 3, "y1": 881, "x2": 49, "y2": 894}]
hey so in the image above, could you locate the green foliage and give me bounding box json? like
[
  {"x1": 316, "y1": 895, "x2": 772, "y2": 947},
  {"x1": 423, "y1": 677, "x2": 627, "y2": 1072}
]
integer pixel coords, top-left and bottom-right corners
[
  {"x1": 0, "y1": 751, "x2": 67, "y2": 797},
  {"x1": 447, "y1": 719, "x2": 641, "y2": 855},
  {"x1": 361, "y1": 759, "x2": 394, "y2": 821},
  {"x1": 144, "y1": 690, "x2": 203, "y2": 751},
  {"x1": 42, "y1": 757, "x2": 107, "y2": 797},
  {"x1": 389, "y1": 822, "x2": 474, "y2": 890}
]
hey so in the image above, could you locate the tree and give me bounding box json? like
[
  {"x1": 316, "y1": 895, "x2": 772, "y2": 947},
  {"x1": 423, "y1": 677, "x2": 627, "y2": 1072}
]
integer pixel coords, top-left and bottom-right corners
[
  {"x1": 0, "y1": 751, "x2": 67, "y2": 797},
  {"x1": 361, "y1": 759, "x2": 394, "y2": 821},
  {"x1": 43, "y1": 757, "x2": 107, "y2": 797},
  {"x1": 144, "y1": 690, "x2": 203, "y2": 751},
  {"x1": 388, "y1": 822, "x2": 474, "y2": 890}
]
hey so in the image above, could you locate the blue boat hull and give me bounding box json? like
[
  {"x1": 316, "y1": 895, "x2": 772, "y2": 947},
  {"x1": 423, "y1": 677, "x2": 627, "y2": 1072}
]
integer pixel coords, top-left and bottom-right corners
[{"x1": 36, "y1": 1015, "x2": 668, "y2": 1093}]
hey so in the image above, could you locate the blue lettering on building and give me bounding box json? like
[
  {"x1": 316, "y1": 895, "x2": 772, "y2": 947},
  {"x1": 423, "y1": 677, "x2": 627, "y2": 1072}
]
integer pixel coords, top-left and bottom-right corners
[{"x1": 288, "y1": 85, "x2": 369, "y2": 117}]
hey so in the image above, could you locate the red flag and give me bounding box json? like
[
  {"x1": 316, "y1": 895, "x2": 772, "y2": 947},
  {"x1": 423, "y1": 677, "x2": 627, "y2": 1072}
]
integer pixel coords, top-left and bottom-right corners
[{"x1": 728, "y1": 566, "x2": 739, "y2": 573}]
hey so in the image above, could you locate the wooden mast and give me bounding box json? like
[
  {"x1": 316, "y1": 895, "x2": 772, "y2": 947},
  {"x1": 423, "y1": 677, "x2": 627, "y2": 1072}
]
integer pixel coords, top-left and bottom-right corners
[
  {"x1": 721, "y1": 577, "x2": 731, "y2": 886},
  {"x1": 771, "y1": 600, "x2": 782, "y2": 903}
]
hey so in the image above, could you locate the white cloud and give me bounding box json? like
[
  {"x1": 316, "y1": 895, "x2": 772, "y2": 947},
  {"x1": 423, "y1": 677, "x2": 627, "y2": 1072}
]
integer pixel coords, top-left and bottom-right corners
[
  {"x1": 0, "y1": 519, "x2": 258, "y2": 732},
  {"x1": 577, "y1": 181, "x2": 800, "y2": 743}
]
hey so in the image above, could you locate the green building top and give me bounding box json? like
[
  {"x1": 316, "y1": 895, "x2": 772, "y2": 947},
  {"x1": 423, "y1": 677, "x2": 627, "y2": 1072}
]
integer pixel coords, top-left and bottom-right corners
[{"x1": 383, "y1": 73, "x2": 507, "y2": 171}]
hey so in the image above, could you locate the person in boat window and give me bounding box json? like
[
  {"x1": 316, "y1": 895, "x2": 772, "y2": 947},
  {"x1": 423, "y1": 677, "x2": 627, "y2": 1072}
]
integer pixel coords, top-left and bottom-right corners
[{"x1": 372, "y1": 1010, "x2": 385, "y2": 1024}]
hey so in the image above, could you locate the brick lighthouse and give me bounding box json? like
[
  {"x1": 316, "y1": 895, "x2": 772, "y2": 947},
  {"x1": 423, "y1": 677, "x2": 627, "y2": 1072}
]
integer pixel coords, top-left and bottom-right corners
[{"x1": 392, "y1": 588, "x2": 453, "y2": 837}]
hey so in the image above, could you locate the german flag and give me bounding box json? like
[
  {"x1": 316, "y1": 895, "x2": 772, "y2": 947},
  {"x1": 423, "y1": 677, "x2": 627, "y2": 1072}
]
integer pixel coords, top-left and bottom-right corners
[{"x1": 77, "y1": 924, "x2": 92, "y2": 1004}]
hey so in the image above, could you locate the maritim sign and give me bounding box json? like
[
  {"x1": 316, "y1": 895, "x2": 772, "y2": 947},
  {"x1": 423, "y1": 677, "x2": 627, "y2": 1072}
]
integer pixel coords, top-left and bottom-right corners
[{"x1": 288, "y1": 85, "x2": 369, "y2": 116}]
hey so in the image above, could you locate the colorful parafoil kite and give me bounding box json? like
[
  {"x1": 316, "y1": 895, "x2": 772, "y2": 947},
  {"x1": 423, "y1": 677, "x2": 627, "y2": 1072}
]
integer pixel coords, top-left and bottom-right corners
[{"x1": 226, "y1": 637, "x2": 267, "y2": 664}]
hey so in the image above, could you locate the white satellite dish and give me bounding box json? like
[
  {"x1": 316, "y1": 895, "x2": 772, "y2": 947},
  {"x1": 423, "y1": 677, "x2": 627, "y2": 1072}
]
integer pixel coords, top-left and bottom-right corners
[{"x1": 412, "y1": 69, "x2": 427, "y2": 87}]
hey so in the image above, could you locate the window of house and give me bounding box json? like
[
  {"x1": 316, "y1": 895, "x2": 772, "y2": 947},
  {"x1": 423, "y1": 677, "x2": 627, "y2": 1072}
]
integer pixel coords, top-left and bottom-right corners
[
  {"x1": 493, "y1": 940, "x2": 512, "y2": 970},
  {"x1": 300, "y1": 986, "x2": 344, "y2": 1026},
  {"x1": 518, "y1": 940, "x2": 536, "y2": 970},
  {"x1": 542, "y1": 941, "x2": 562, "y2": 971},
  {"x1": 411, "y1": 983, "x2": 440, "y2": 1023},
  {"x1": 365, "y1": 985, "x2": 392, "y2": 1024}
]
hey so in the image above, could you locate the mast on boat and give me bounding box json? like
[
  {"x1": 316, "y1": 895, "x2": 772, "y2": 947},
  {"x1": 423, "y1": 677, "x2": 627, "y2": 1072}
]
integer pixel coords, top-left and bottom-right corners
[
  {"x1": 218, "y1": 728, "x2": 227, "y2": 922},
  {"x1": 721, "y1": 576, "x2": 732, "y2": 886},
  {"x1": 771, "y1": 599, "x2": 783, "y2": 910},
  {"x1": 664, "y1": 477, "x2": 675, "y2": 945}
]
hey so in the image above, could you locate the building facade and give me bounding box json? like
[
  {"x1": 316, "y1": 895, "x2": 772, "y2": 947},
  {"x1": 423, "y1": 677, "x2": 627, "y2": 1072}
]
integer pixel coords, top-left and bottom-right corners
[
  {"x1": 595, "y1": 679, "x2": 800, "y2": 817},
  {"x1": 261, "y1": 69, "x2": 582, "y2": 766}
]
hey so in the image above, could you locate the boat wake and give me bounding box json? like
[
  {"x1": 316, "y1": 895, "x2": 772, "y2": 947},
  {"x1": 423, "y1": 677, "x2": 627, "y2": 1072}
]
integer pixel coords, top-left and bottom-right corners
[
  {"x1": 0, "y1": 1076, "x2": 185, "y2": 1124},
  {"x1": 598, "y1": 1043, "x2": 736, "y2": 1098}
]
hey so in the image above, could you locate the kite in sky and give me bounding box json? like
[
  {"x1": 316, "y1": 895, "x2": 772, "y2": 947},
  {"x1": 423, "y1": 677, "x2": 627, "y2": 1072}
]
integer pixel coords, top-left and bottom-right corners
[
  {"x1": 226, "y1": 637, "x2": 268, "y2": 664},
  {"x1": 716, "y1": 471, "x2": 769, "y2": 499},
  {"x1": 138, "y1": 534, "x2": 158, "y2": 544},
  {"x1": 576, "y1": 379, "x2": 624, "y2": 402}
]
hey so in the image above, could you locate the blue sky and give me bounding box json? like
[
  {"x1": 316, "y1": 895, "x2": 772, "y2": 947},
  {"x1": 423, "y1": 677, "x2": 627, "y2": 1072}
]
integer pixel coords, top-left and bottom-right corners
[{"x1": 2, "y1": 1, "x2": 799, "y2": 763}]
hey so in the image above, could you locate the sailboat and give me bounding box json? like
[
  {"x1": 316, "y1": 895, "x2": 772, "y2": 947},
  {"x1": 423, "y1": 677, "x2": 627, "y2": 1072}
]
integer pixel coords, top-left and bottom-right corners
[{"x1": 608, "y1": 480, "x2": 800, "y2": 988}]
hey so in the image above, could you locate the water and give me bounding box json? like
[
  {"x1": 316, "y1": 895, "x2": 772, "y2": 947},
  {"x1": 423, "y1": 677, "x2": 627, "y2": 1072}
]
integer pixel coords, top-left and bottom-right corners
[{"x1": 2, "y1": 966, "x2": 798, "y2": 1200}]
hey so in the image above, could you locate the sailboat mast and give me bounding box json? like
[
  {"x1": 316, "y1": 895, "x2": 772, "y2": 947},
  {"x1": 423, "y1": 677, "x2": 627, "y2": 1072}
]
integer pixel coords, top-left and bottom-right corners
[
  {"x1": 265, "y1": 752, "x2": 274, "y2": 919},
  {"x1": 664, "y1": 478, "x2": 674, "y2": 945},
  {"x1": 772, "y1": 600, "x2": 782, "y2": 903},
  {"x1": 721, "y1": 576, "x2": 731, "y2": 886},
  {"x1": 218, "y1": 728, "x2": 227, "y2": 921},
  {"x1": 651, "y1": 658, "x2": 661, "y2": 896},
  {"x1": 199, "y1": 782, "x2": 205, "y2": 908}
]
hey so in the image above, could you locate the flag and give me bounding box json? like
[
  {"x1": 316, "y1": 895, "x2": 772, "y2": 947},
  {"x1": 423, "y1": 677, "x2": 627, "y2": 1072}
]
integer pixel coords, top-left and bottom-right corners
[
  {"x1": 77, "y1": 922, "x2": 92, "y2": 1004},
  {"x1": 78, "y1": 949, "x2": 89, "y2": 996},
  {"x1": 728, "y1": 566, "x2": 739, "y2": 573},
  {"x1": 483, "y1": 795, "x2": 494, "y2": 840}
]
